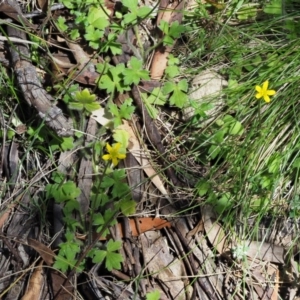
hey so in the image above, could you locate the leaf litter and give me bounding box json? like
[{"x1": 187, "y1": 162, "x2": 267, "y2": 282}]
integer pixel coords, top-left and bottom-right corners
[{"x1": 0, "y1": 0, "x2": 298, "y2": 299}]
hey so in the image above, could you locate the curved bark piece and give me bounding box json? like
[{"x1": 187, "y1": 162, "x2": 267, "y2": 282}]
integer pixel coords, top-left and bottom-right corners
[{"x1": 7, "y1": 24, "x2": 73, "y2": 136}]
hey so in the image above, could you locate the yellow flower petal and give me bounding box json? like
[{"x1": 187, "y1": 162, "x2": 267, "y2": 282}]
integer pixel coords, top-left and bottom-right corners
[
  {"x1": 255, "y1": 86, "x2": 262, "y2": 93},
  {"x1": 266, "y1": 90, "x2": 276, "y2": 96},
  {"x1": 117, "y1": 153, "x2": 126, "y2": 159},
  {"x1": 255, "y1": 80, "x2": 276, "y2": 103},
  {"x1": 102, "y1": 142, "x2": 126, "y2": 166},
  {"x1": 106, "y1": 143, "x2": 112, "y2": 152},
  {"x1": 112, "y1": 158, "x2": 119, "y2": 166},
  {"x1": 114, "y1": 143, "x2": 121, "y2": 150},
  {"x1": 102, "y1": 154, "x2": 111, "y2": 161},
  {"x1": 262, "y1": 80, "x2": 269, "y2": 91}
]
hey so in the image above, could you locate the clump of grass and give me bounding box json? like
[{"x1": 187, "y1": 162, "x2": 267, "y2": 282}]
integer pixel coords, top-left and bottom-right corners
[{"x1": 175, "y1": 6, "x2": 300, "y2": 238}]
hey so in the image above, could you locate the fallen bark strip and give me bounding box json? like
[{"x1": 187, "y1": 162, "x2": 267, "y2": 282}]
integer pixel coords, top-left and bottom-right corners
[
  {"x1": 131, "y1": 85, "x2": 183, "y2": 187},
  {"x1": 7, "y1": 22, "x2": 73, "y2": 136}
]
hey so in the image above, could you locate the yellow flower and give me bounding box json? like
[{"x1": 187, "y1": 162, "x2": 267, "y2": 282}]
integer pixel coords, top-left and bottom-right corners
[
  {"x1": 102, "y1": 143, "x2": 126, "y2": 166},
  {"x1": 255, "y1": 80, "x2": 276, "y2": 103}
]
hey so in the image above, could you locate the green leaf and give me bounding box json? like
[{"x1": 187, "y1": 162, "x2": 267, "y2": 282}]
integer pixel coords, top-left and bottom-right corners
[
  {"x1": 213, "y1": 130, "x2": 225, "y2": 143},
  {"x1": 56, "y1": 16, "x2": 68, "y2": 32},
  {"x1": 85, "y1": 102, "x2": 101, "y2": 112},
  {"x1": 137, "y1": 6, "x2": 152, "y2": 18},
  {"x1": 268, "y1": 154, "x2": 281, "y2": 174},
  {"x1": 237, "y1": 4, "x2": 258, "y2": 20},
  {"x1": 162, "y1": 81, "x2": 175, "y2": 94},
  {"x1": 208, "y1": 145, "x2": 221, "y2": 160},
  {"x1": 169, "y1": 88, "x2": 188, "y2": 108},
  {"x1": 89, "y1": 240, "x2": 123, "y2": 270},
  {"x1": 108, "y1": 98, "x2": 135, "y2": 127},
  {"x1": 101, "y1": 34, "x2": 122, "y2": 55},
  {"x1": 48, "y1": 181, "x2": 81, "y2": 203},
  {"x1": 60, "y1": 137, "x2": 74, "y2": 151},
  {"x1": 196, "y1": 180, "x2": 210, "y2": 196},
  {"x1": 118, "y1": 198, "x2": 136, "y2": 216},
  {"x1": 68, "y1": 102, "x2": 84, "y2": 111},
  {"x1": 105, "y1": 240, "x2": 123, "y2": 270},
  {"x1": 119, "y1": 98, "x2": 135, "y2": 119},
  {"x1": 214, "y1": 193, "x2": 232, "y2": 214},
  {"x1": 263, "y1": 0, "x2": 282, "y2": 15},
  {"x1": 99, "y1": 64, "x2": 129, "y2": 94},
  {"x1": 64, "y1": 199, "x2": 80, "y2": 213},
  {"x1": 113, "y1": 129, "x2": 129, "y2": 150},
  {"x1": 123, "y1": 12, "x2": 138, "y2": 24},
  {"x1": 53, "y1": 254, "x2": 72, "y2": 272},
  {"x1": 168, "y1": 54, "x2": 179, "y2": 65},
  {"x1": 177, "y1": 79, "x2": 188, "y2": 92},
  {"x1": 112, "y1": 182, "x2": 130, "y2": 198},
  {"x1": 169, "y1": 21, "x2": 185, "y2": 38},
  {"x1": 146, "y1": 290, "x2": 161, "y2": 300},
  {"x1": 92, "y1": 213, "x2": 110, "y2": 236},
  {"x1": 158, "y1": 20, "x2": 169, "y2": 35},
  {"x1": 141, "y1": 88, "x2": 167, "y2": 118},
  {"x1": 122, "y1": 0, "x2": 138, "y2": 11},
  {"x1": 107, "y1": 240, "x2": 122, "y2": 252},
  {"x1": 62, "y1": 84, "x2": 79, "y2": 103},
  {"x1": 75, "y1": 88, "x2": 96, "y2": 103},
  {"x1": 123, "y1": 57, "x2": 150, "y2": 85},
  {"x1": 87, "y1": 7, "x2": 109, "y2": 30},
  {"x1": 163, "y1": 35, "x2": 174, "y2": 46},
  {"x1": 91, "y1": 249, "x2": 106, "y2": 263},
  {"x1": 100, "y1": 176, "x2": 115, "y2": 188},
  {"x1": 165, "y1": 65, "x2": 180, "y2": 78},
  {"x1": 70, "y1": 29, "x2": 80, "y2": 40},
  {"x1": 228, "y1": 120, "x2": 243, "y2": 135}
]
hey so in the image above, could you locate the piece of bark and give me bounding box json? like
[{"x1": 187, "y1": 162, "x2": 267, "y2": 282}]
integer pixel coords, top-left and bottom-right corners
[
  {"x1": 77, "y1": 117, "x2": 97, "y2": 215},
  {"x1": 7, "y1": 25, "x2": 73, "y2": 136}
]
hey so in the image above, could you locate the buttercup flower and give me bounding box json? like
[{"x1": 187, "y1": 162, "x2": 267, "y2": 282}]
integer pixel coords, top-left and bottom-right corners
[
  {"x1": 102, "y1": 143, "x2": 126, "y2": 166},
  {"x1": 255, "y1": 80, "x2": 276, "y2": 103}
]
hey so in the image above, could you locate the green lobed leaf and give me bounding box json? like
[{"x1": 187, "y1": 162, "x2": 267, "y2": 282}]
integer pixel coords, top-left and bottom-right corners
[
  {"x1": 87, "y1": 7, "x2": 109, "y2": 30},
  {"x1": 162, "y1": 81, "x2": 175, "y2": 94},
  {"x1": 85, "y1": 102, "x2": 101, "y2": 112},
  {"x1": 113, "y1": 129, "x2": 129, "y2": 150},
  {"x1": 107, "y1": 239, "x2": 122, "y2": 252},
  {"x1": 118, "y1": 198, "x2": 136, "y2": 216},
  {"x1": 137, "y1": 6, "x2": 152, "y2": 18},
  {"x1": 169, "y1": 21, "x2": 185, "y2": 38},
  {"x1": 68, "y1": 102, "x2": 84, "y2": 111},
  {"x1": 169, "y1": 89, "x2": 188, "y2": 108},
  {"x1": 91, "y1": 249, "x2": 106, "y2": 264},
  {"x1": 75, "y1": 88, "x2": 96, "y2": 103},
  {"x1": 60, "y1": 137, "x2": 74, "y2": 151}
]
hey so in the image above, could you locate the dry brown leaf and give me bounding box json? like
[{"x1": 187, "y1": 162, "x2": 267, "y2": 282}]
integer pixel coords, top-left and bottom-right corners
[
  {"x1": 26, "y1": 239, "x2": 74, "y2": 300},
  {"x1": 150, "y1": 0, "x2": 184, "y2": 80},
  {"x1": 37, "y1": 0, "x2": 48, "y2": 12},
  {"x1": 202, "y1": 205, "x2": 227, "y2": 254},
  {"x1": 246, "y1": 241, "x2": 284, "y2": 264},
  {"x1": 186, "y1": 219, "x2": 204, "y2": 238},
  {"x1": 27, "y1": 238, "x2": 55, "y2": 266},
  {"x1": 119, "y1": 120, "x2": 169, "y2": 197},
  {"x1": 77, "y1": 217, "x2": 171, "y2": 241},
  {"x1": 21, "y1": 261, "x2": 44, "y2": 300},
  {"x1": 141, "y1": 232, "x2": 186, "y2": 299},
  {"x1": 51, "y1": 271, "x2": 74, "y2": 300},
  {"x1": 0, "y1": 1, "x2": 37, "y2": 29}
]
